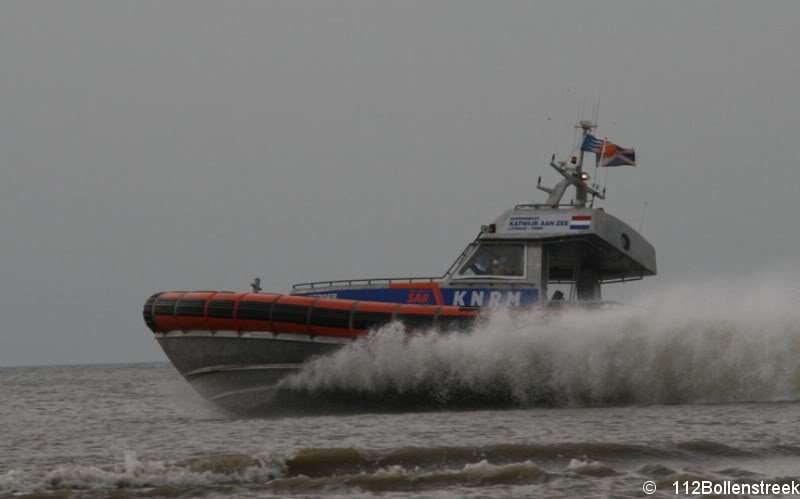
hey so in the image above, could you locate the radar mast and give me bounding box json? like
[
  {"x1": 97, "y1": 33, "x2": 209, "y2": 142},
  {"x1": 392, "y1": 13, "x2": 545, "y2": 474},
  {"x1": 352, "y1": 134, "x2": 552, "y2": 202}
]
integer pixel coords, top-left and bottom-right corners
[{"x1": 536, "y1": 119, "x2": 605, "y2": 208}]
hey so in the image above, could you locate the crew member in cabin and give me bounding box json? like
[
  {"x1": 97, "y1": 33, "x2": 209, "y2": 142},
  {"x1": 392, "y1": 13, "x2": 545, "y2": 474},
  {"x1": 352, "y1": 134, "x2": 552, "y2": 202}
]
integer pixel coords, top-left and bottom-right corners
[
  {"x1": 459, "y1": 246, "x2": 524, "y2": 277},
  {"x1": 490, "y1": 255, "x2": 516, "y2": 276},
  {"x1": 465, "y1": 253, "x2": 492, "y2": 276}
]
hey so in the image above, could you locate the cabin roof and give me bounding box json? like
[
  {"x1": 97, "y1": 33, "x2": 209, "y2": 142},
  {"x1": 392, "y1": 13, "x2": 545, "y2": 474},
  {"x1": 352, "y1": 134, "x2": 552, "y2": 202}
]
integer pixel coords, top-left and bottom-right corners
[{"x1": 479, "y1": 206, "x2": 656, "y2": 279}]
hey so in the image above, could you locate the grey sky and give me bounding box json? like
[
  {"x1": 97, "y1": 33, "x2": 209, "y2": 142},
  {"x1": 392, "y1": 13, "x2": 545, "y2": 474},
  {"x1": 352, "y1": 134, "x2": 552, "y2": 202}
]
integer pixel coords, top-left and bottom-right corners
[{"x1": 1, "y1": 1, "x2": 798, "y2": 366}]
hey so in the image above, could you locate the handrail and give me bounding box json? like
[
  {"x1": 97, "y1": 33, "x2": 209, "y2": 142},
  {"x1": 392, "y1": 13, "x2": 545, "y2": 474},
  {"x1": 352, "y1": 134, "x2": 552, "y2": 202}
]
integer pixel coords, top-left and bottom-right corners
[
  {"x1": 292, "y1": 276, "x2": 444, "y2": 291},
  {"x1": 514, "y1": 203, "x2": 577, "y2": 210},
  {"x1": 443, "y1": 238, "x2": 480, "y2": 277}
]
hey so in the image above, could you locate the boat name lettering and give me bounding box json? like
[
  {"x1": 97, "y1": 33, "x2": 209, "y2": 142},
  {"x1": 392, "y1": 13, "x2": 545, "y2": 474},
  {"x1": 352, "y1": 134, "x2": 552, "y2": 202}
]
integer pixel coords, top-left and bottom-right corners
[
  {"x1": 507, "y1": 216, "x2": 569, "y2": 232},
  {"x1": 452, "y1": 290, "x2": 521, "y2": 307}
]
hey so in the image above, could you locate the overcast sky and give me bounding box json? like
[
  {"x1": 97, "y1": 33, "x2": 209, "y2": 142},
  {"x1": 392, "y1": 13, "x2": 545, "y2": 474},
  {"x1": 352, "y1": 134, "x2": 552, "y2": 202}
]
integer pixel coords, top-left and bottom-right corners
[{"x1": 1, "y1": 1, "x2": 798, "y2": 366}]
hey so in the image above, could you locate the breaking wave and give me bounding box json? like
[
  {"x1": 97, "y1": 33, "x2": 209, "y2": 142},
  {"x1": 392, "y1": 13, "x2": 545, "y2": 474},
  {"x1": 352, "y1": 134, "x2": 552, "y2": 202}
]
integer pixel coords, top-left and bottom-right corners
[
  {"x1": 4, "y1": 441, "x2": 799, "y2": 497},
  {"x1": 281, "y1": 270, "x2": 800, "y2": 406},
  {"x1": 0, "y1": 451, "x2": 282, "y2": 498}
]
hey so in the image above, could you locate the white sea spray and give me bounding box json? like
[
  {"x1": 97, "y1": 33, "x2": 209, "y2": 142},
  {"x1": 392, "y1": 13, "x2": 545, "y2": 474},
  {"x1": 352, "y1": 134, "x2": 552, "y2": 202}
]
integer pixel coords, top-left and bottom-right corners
[{"x1": 282, "y1": 269, "x2": 800, "y2": 405}]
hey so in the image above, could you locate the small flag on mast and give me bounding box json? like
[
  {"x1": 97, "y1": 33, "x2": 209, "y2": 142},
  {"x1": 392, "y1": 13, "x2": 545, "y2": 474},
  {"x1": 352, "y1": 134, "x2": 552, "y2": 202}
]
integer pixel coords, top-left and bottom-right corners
[{"x1": 580, "y1": 133, "x2": 636, "y2": 167}]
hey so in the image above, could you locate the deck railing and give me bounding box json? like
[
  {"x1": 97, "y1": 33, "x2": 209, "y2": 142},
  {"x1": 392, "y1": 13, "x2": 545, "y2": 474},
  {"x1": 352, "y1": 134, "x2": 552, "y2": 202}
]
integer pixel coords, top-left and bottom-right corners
[{"x1": 292, "y1": 276, "x2": 443, "y2": 291}]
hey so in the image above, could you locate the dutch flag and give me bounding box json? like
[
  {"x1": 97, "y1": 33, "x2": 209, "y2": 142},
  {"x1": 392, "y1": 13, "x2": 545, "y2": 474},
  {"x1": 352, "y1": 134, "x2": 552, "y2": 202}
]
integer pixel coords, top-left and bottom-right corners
[{"x1": 570, "y1": 215, "x2": 592, "y2": 230}]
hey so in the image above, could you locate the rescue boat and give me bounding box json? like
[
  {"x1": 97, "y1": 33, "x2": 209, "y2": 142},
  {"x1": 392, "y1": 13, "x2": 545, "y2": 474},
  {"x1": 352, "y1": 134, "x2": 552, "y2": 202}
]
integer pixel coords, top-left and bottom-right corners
[{"x1": 143, "y1": 120, "x2": 656, "y2": 414}]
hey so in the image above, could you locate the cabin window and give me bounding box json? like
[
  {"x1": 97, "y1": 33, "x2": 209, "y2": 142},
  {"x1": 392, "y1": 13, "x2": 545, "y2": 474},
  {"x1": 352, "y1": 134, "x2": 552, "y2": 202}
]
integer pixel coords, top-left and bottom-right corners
[{"x1": 456, "y1": 244, "x2": 525, "y2": 278}]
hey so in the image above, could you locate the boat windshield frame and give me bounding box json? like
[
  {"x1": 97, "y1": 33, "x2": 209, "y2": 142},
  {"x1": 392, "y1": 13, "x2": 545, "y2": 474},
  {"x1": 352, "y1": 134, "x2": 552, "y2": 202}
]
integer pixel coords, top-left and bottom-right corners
[{"x1": 449, "y1": 242, "x2": 529, "y2": 281}]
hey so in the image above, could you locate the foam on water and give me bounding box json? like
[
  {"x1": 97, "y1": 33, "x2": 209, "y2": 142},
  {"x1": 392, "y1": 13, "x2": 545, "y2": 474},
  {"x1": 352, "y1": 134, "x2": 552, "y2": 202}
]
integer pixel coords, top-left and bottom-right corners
[
  {"x1": 567, "y1": 458, "x2": 616, "y2": 477},
  {"x1": 282, "y1": 270, "x2": 800, "y2": 406},
  {"x1": 0, "y1": 451, "x2": 284, "y2": 497},
  {"x1": 5, "y1": 442, "x2": 796, "y2": 497},
  {"x1": 270, "y1": 459, "x2": 550, "y2": 493}
]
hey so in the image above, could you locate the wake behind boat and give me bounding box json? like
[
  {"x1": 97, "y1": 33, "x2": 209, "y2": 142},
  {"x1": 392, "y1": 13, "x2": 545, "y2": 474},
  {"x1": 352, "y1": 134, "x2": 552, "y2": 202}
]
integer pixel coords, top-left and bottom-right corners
[{"x1": 142, "y1": 120, "x2": 656, "y2": 414}]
